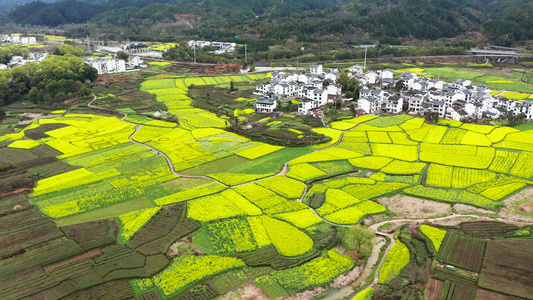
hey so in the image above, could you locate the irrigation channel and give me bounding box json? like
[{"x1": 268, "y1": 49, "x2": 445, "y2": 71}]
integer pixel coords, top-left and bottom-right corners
[{"x1": 88, "y1": 95, "x2": 528, "y2": 300}]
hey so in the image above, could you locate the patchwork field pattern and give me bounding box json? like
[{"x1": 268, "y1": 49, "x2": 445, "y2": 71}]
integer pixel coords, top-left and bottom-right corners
[{"x1": 3, "y1": 71, "x2": 533, "y2": 299}]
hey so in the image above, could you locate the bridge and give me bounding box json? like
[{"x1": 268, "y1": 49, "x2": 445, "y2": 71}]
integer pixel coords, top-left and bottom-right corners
[{"x1": 469, "y1": 48, "x2": 517, "y2": 64}]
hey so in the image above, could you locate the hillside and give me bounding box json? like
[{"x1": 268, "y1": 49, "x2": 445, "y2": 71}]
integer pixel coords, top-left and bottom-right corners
[{"x1": 2, "y1": 0, "x2": 533, "y2": 45}]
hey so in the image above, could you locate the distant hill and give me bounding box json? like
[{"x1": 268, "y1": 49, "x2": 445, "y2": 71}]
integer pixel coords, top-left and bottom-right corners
[{"x1": 2, "y1": 0, "x2": 533, "y2": 45}]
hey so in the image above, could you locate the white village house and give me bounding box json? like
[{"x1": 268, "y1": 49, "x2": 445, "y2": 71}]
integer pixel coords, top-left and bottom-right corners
[
  {"x1": 254, "y1": 64, "x2": 341, "y2": 115},
  {"x1": 355, "y1": 69, "x2": 533, "y2": 121}
]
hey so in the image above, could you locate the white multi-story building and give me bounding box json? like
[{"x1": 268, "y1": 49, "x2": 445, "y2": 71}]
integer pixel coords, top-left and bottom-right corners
[
  {"x1": 255, "y1": 95, "x2": 277, "y2": 113},
  {"x1": 256, "y1": 64, "x2": 339, "y2": 115}
]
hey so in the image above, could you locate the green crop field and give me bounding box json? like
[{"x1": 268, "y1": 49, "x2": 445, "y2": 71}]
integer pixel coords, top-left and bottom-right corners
[
  {"x1": 437, "y1": 233, "x2": 487, "y2": 272},
  {"x1": 2, "y1": 70, "x2": 533, "y2": 300},
  {"x1": 478, "y1": 240, "x2": 533, "y2": 299}
]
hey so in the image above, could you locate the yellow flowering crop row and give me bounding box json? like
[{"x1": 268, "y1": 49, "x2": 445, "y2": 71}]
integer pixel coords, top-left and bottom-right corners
[
  {"x1": 460, "y1": 123, "x2": 494, "y2": 134},
  {"x1": 486, "y1": 127, "x2": 518, "y2": 143},
  {"x1": 419, "y1": 144, "x2": 495, "y2": 169},
  {"x1": 378, "y1": 241, "x2": 410, "y2": 284},
  {"x1": 273, "y1": 209, "x2": 322, "y2": 228},
  {"x1": 509, "y1": 151, "x2": 533, "y2": 179},
  {"x1": 342, "y1": 182, "x2": 409, "y2": 201},
  {"x1": 152, "y1": 255, "x2": 245, "y2": 296},
  {"x1": 381, "y1": 160, "x2": 426, "y2": 175},
  {"x1": 233, "y1": 183, "x2": 276, "y2": 201},
  {"x1": 33, "y1": 168, "x2": 119, "y2": 196},
  {"x1": 406, "y1": 125, "x2": 447, "y2": 143},
  {"x1": 8, "y1": 139, "x2": 40, "y2": 149},
  {"x1": 367, "y1": 131, "x2": 392, "y2": 143},
  {"x1": 286, "y1": 163, "x2": 327, "y2": 182},
  {"x1": 38, "y1": 185, "x2": 145, "y2": 219},
  {"x1": 500, "y1": 91, "x2": 531, "y2": 100},
  {"x1": 258, "y1": 249, "x2": 354, "y2": 292},
  {"x1": 419, "y1": 225, "x2": 447, "y2": 252},
  {"x1": 460, "y1": 131, "x2": 492, "y2": 146},
  {"x1": 247, "y1": 216, "x2": 272, "y2": 247},
  {"x1": 322, "y1": 200, "x2": 387, "y2": 225},
  {"x1": 399, "y1": 117, "x2": 425, "y2": 130},
  {"x1": 204, "y1": 217, "x2": 258, "y2": 254},
  {"x1": 336, "y1": 140, "x2": 372, "y2": 155},
  {"x1": 480, "y1": 182, "x2": 527, "y2": 200},
  {"x1": 352, "y1": 287, "x2": 374, "y2": 300},
  {"x1": 349, "y1": 156, "x2": 393, "y2": 170},
  {"x1": 467, "y1": 174, "x2": 528, "y2": 194},
  {"x1": 311, "y1": 128, "x2": 342, "y2": 150},
  {"x1": 130, "y1": 278, "x2": 154, "y2": 294},
  {"x1": 405, "y1": 185, "x2": 497, "y2": 209},
  {"x1": 489, "y1": 149, "x2": 519, "y2": 173},
  {"x1": 259, "y1": 216, "x2": 314, "y2": 256},
  {"x1": 441, "y1": 128, "x2": 467, "y2": 144},
  {"x1": 208, "y1": 173, "x2": 273, "y2": 186},
  {"x1": 371, "y1": 144, "x2": 418, "y2": 162},
  {"x1": 290, "y1": 147, "x2": 363, "y2": 165},
  {"x1": 235, "y1": 143, "x2": 284, "y2": 160},
  {"x1": 316, "y1": 189, "x2": 362, "y2": 216},
  {"x1": 187, "y1": 189, "x2": 262, "y2": 222},
  {"x1": 355, "y1": 124, "x2": 403, "y2": 132},
  {"x1": 330, "y1": 120, "x2": 358, "y2": 130},
  {"x1": 256, "y1": 176, "x2": 306, "y2": 199},
  {"x1": 426, "y1": 164, "x2": 453, "y2": 187},
  {"x1": 388, "y1": 132, "x2": 417, "y2": 145},
  {"x1": 144, "y1": 120, "x2": 177, "y2": 128},
  {"x1": 154, "y1": 182, "x2": 226, "y2": 206},
  {"x1": 118, "y1": 207, "x2": 160, "y2": 243},
  {"x1": 451, "y1": 167, "x2": 497, "y2": 188}
]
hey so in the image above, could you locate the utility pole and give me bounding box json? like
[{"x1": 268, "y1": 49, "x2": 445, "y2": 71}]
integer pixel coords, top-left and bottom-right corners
[
  {"x1": 245, "y1": 43, "x2": 247, "y2": 64},
  {"x1": 86, "y1": 35, "x2": 92, "y2": 54},
  {"x1": 193, "y1": 46, "x2": 196, "y2": 63},
  {"x1": 364, "y1": 45, "x2": 368, "y2": 71}
]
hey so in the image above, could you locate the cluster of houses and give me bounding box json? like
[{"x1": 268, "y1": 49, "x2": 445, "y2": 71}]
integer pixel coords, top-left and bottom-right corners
[
  {"x1": 81, "y1": 56, "x2": 146, "y2": 74},
  {"x1": 254, "y1": 64, "x2": 342, "y2": 115},
  {"x1": 0, "y1": 53, "x2": 48, "y2": 69},
  {"x1": 253, "y1": 62, "x2": 532, "y2": 121},
  {"x1": 356, "y1": 69, "x2": 533, "y2": 121},
  {"x1": 2, "y1": 34, "x2": 37, "y2": 45},
  {"x1": 187, "y1": 40, "x2": 236, "y2": 55},
  {"x1": 121, "y1": 43, "x2": 149, "y2": 54}
]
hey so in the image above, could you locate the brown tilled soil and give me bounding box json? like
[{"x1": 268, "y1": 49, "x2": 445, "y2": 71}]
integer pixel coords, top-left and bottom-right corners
[
  {"x1": 331, "y1": 265, "x2": 361, "y2": 288},
  {"x1": 475, "y1": 289, "x2": 509, "y2": 300},
  {"x1": 44, "y1": 249, "x2": 102, "y2": 273},
  {"x1": 96, "y1": 74, "x2": 138, "y2": 84},
  {"x1": 427, "y1": 279, "x2": 444, "y2": 300},
  {"x1": 200, "y1": 63, "x2": 243, "y2": 75},
  {"x1": 376, "y1": 194, "x2": 452, "y2": 219},
  {"x1": 454, "y1": 204, "x2": 495, "y2": 215},
  {"x1": 427, "y1": 215, "x2": 479, "y2": 226},
  {"x1": 0, "y1": 188, "x2": 33, "y2": 199},
  {"x1": 219, "y1": 283, "x2": 269, "y2": 300},
  {"x1": 500, "y1": 187, "x2": 533, "y2": 224},
  {"x1": 281, "y1": 287, "x2": 327, "y2": 300}
]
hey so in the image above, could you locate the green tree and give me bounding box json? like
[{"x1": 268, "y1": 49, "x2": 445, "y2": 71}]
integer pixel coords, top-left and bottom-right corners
[
  {"x1": 339, "y1": 225, "x2": 375, "y2": 258},
  {"x1": 116, "y1": 51, "x2": 129, "y2": 61}
]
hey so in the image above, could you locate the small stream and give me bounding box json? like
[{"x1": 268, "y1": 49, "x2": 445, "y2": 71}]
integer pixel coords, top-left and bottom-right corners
[{"x1": 317, "y1": 237, "x2": 386, "y2": 300}]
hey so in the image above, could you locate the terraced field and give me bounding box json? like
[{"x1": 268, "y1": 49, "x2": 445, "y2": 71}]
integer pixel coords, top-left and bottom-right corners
[{"x1": 1, "y1": 72, "x2": 533, "y2": 299}]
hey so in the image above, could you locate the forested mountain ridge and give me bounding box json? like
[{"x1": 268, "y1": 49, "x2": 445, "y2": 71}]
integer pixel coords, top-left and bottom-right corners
[{"x1": 2, "y1": 0, "x2": 532, "y2": 45}]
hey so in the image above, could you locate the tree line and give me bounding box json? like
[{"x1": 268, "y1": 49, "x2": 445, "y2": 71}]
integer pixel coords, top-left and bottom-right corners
[{"x1": 0, "y1": 54, "x2": 97, "y2": 106}]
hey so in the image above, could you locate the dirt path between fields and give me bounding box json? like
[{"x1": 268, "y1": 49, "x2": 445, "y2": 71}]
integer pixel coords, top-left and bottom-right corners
[
  {"x1": 84, "y1": 101, "x2": 532, "y2": 298},
  {"x1": 88, "y1": 95, "x2": 227, "y2": 186}
]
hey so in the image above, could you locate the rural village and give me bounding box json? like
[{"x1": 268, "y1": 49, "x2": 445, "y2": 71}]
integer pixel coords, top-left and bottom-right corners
[{"x1": 0, "y1": 27, "x2": 532, "y2": 300}]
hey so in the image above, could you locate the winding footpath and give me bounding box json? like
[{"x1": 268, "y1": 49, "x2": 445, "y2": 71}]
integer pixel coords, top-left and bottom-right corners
[
  {"x1": 88, "y1": 97, "x2": 528, "y2": 299},
  {"x1": 88, "y1": 95, "x2": 228, "y2": 185}
]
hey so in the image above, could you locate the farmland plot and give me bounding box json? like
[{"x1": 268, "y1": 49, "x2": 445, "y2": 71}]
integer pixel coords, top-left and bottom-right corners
[
  {"x1": 437, "y1": 233, "x2": 486, "y2": 272},
  {"x1": 478, "y1": 240, "x2": 533, "y2": 299}
]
